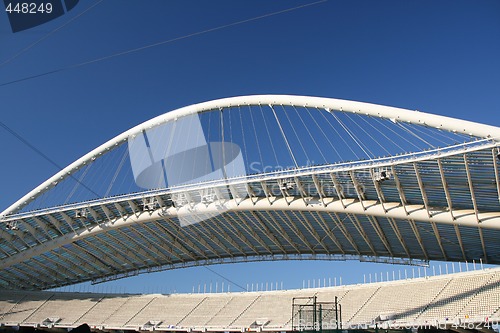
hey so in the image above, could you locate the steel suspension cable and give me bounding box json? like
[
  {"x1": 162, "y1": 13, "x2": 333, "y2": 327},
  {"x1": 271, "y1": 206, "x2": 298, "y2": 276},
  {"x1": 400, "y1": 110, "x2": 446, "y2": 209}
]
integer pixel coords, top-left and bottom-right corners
[
  {"x1": 308, "y1": 107, "x2": 342, "y2": 161},
  {"x1": 0, "y1": 0, "x2": 328, "y2": 87},
  {"x1": 354, "y1": 114, "x2": 400, "y2": 154},
  {"x1": 340, "y1": 112, "x2": 384, "y2": 157},
  {"x1": 248, "y1": 105, "x2": 265, "y2": 171},
  {"x1": 405, "y1": 121, "x2": 470, "y2": 146},
  {"x1": 271, "y1": 105, "x2": 298, "y2": 169},
  {"x1": 238, "y1": 106, "x2": 250, "y2": 170},
  {"x1": 105, "y1": 148, "x2": 130, "y2": 197},
  {"x1": 259, "y1": 104, "x2": 279, "y2": 168},
  {"x1": 317, "y1": 109, "x2": 360, "y2": 160},
  {"x1": 368, "y1": 116, "x2": 422, "y2": 150},
  {"x1": 329, "y1": 111, "x2": 372, "y2": 159},
  {"x1": 279, "y1": 104, "x2": 309, "y2": 166},
  {"x1": 292, "y1": 105, "x2": 328, "y2": 164},
  {"x1": 396, "y1": 122, "x2": 435, "y2": 148},
  {"x1": 64, "y1": 164, "x2": 93, "y2": 204}
]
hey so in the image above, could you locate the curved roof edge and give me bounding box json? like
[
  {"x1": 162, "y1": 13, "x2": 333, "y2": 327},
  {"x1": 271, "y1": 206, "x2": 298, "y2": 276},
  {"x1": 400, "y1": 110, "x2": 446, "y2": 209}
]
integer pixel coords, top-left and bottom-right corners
[{"x1": 2, "y1": 95, "x2": 499, "y2": 217}]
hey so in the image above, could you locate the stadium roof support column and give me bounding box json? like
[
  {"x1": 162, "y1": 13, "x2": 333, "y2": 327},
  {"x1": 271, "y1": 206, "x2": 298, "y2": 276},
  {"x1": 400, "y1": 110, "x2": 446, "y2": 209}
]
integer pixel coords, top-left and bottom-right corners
[
  {"x1": 413, "y1": 163, "x2": 431, "y2": 218},
  {"x1": 478, "y1": 228, "x2": 488, "y2": 264},
  {"x1": 387, "y1": 217, "x2": 411, "y2": 257},
  {"x1": 367, "y1": 216, "x2": 393, "y2": 257},
  {"x1": 437, "y1": 159, "x2": 455, "y2": 221},
  {"x1": 311, "y1": 211, "x2": 346, "y2": 254},
  {"x1": 330, "y1": 212, "x2": 361, "y2": 255},
  {"x1": 297, "y1": 211, "x2": 330, "y2": 254},
  {"x1": 228, "y1": 212, "x2": 274, "y2": 255},
  {"x1": 151, "y1": 220, "x2": 206, "y2": 260},
  {"x1": 391, "y1": 165, "x2": 409, "y2": 215},
  {"x1": 371, "y1": 169, "x2": 388, "y2": 213},
  {"x1": 493, "y1": 148, "x2": 500, "y2": 205},
  {"x1": 329, "y1": 173, "x2": 346, "y2": 209},
  {"x1": 430, "y1": 222, "x2": 448, "y2": 260},
  {"x1": 348, "y1": 214, "x2": 377, "y2": 255},
  {"x1": 453, "y1": 225, "x2": 467, "y2": 262},
  {"x1": 407, "y1": 219, "x2": 429, "y2": 260},
  {"x1": 248, "y1": 211, "x2": 287, "y2": 253}
]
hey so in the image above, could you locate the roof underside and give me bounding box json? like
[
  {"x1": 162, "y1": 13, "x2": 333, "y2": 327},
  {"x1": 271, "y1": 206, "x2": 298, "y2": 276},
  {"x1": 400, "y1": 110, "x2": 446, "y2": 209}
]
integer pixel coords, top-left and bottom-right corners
[{"x1": 1, "y1": 145, "x2": 500, "y2": 290}]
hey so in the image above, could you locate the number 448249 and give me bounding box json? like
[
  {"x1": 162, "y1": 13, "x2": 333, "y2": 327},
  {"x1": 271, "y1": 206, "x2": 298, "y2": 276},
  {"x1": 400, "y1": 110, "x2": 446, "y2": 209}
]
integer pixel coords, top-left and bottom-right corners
[{"x1": 5, "y1": 2, "x2": 53, "y2": 14}]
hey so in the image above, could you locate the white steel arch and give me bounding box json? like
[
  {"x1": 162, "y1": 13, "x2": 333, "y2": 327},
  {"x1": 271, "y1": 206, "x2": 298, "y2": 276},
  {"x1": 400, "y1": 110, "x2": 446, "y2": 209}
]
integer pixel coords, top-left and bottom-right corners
[
  {"x1": 2, "y1": 95, "x2": 499, "y2": 218},
  {"x1": 2, "y1": 95, "x2": 500, "y2": 290}
]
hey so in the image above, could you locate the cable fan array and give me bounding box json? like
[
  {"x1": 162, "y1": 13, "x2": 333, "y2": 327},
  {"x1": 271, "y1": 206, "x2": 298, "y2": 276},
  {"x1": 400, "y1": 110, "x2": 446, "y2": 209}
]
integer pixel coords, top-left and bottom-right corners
[{"x1": 14, "y1": 103, "x2": 480, "y2": 214}]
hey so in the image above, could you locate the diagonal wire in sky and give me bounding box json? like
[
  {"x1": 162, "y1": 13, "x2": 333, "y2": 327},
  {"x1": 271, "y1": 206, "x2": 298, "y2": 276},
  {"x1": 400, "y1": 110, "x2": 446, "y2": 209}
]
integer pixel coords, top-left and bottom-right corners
[
  {"x1": 0, "y1": 0, "x2": 327, "y2": 288},
  {"x1": 0, "y1": 0, "x2": 327, "y2": 88},
  {"x1": 0, "y1": 116, "x2": 250, "y2": 290},
  {"x1": 0, "y1": 0, "x2": 105, "y2": 68},
  {"x1": 203, "y1": 265, "x2": 247, "y2": 291},
  {"x1": 0, "y1": 120, "x2": 101, "y2": 199}
]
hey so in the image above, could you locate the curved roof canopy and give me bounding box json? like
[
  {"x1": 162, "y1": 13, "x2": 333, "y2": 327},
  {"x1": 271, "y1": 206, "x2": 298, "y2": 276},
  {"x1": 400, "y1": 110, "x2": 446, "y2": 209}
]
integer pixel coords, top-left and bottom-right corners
[{"x1": 1, "y1": 95, "x2": 500, "y2": 290}]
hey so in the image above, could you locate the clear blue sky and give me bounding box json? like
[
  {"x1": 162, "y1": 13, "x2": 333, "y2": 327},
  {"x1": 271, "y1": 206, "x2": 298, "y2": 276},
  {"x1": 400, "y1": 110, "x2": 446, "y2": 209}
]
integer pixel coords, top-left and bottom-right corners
[{"x1": 0, "y1": 0, "x2": 499, "y2": 293}]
